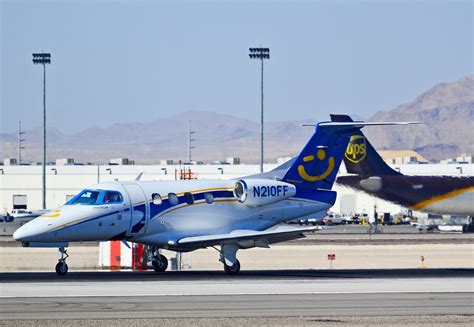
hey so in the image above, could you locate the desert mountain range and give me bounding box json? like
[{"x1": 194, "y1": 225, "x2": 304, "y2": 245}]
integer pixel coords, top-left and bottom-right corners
[
  {"x1": 365, "y1": 75, "x2": 474, "y2": 161},
  {"x1": 1, "y1": 75, "x2": 472, "y2": 164}
]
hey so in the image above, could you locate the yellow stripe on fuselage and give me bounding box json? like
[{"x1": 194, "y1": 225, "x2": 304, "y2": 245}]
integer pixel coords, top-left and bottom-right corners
[
  {"x1": 153, "y1": 198, "x2": 238, "y2": 220},
  {"x1": 154, "y1": 197, "x2": 319, "y2": 221},
  {"x1": 160, "y1": 187, "x2": 233, "y2": 199},
  {"x1": 410, "y1": 186, "x2": 474, "y2": 211}
]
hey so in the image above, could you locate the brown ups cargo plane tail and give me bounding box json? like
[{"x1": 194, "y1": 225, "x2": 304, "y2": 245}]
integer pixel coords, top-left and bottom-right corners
[{"x1": 334, "y1": 115, "x2": 474, "y2": 216}]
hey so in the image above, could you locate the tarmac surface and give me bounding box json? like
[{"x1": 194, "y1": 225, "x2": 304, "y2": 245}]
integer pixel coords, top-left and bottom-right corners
[
  {"x1": 1, "y1": 269, "x2": 473, "y2": 325},
  {"x1": 2, "y1": 242, "x2": 472, "y2": 271},
  {"x1": 1, "y1": 230, "x2": 473, "y2": 325}
]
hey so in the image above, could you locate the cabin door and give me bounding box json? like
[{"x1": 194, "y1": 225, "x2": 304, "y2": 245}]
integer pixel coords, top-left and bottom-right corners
[{"x1": 122, "y1": 183, "x2": 149, "y2": 236}]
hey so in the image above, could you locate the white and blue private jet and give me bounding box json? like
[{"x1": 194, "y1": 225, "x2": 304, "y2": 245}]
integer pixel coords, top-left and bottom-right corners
[{"x1": 13, "y1": 115, "x2": 412, "y2": 275}]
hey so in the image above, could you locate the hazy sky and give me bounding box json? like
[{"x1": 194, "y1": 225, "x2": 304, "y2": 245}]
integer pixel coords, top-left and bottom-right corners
[{"x1": 1, "y1": 0, "x2": 472, "y2": 134}]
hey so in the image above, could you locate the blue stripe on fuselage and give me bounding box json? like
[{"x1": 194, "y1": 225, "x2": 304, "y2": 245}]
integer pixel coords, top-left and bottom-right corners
[{"x1": 57, "y1": 189, "x2": 235, "y2": 232}]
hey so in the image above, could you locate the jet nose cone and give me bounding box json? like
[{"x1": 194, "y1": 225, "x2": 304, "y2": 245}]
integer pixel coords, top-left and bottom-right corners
[
  {"x1": 13, "y1": 219, "x2": 44, "y2": 242},
  {"x1": 13, "y1": 224, "x2": 30, "y2": 241}
]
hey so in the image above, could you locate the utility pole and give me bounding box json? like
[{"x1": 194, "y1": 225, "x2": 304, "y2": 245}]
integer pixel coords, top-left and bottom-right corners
[
  {"x1": 32, "y1": 52, "x2": 51, "y2": 210},
  {"x1": 18, "y1": 121, "x2": 25, "y2": 165},
  {"x1": 188, "y1": 120, "x2": 196, "y2": 163},
  {"x1": 249, "y1": 47, "x2": 270, "y2": 173}
]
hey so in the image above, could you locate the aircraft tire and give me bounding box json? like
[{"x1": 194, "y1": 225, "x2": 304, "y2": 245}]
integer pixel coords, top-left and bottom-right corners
[
  {"x1": 224, "y1": 259, "x2": 240, "y2": 275},
  {"x1": 55, "y1": 261, "x2": 68, "y2": 276},
  {"x1": 152, "y1": 255, "x2": 168, "y2": 272}
]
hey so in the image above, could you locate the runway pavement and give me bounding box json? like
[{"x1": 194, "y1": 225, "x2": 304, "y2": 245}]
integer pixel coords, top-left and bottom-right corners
[
  {"x1": 1, "y1": 293, "x2": 473, "y2": 320},
  {"x1": 1, "y1": 267, "x2": 473, "y2": 283},
  {"x1": 1, "y1": 268, "x2": 473, "y2": 324}
]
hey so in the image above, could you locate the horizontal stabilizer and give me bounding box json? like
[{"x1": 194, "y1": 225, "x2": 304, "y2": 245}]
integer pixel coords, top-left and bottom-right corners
[
  {"x1": 282, "y1": 114, "x2": 419, "y2": 190},
  {"x1": 303, "y1": 121, "x2": 420, "y2": 127},
  {"x1": 178, "y1": 225, "x2": 321, "y2": 246}
]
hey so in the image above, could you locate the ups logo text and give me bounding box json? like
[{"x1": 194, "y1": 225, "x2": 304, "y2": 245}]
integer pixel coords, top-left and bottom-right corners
[{"x1": 345, "y1": 135, "x2": 366, "y2": 163}]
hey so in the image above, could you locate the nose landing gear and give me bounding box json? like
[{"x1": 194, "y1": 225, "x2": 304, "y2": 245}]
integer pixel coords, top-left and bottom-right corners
[
  {"x1": 150, "y1": 247, "x2": 168, "y2": 272},
  {"x1": 55, "y1": 247, "x2": 69, "y2": 276},
  {"x1": 152, "y1": 254, "x2": 168, "y2": 272}
]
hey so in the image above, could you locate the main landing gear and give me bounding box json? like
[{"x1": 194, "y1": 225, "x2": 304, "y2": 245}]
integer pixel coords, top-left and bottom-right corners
[
  {"x1": 55, "y1": 247, "x2": 69, "y2": 276},
  {"x1": 219, "y1": 243, "x2": 241, "y2": 275},
  {"x1": 151, "y1": 247, "x2": 168, "y2": 272},
  {"x1": 223, "y1": 259, "x2": 241, "y2": 274}
]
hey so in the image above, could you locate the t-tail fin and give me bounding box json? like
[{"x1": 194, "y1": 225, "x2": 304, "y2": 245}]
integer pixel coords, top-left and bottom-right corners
[
  {"x1": 282, "y1": 116, "x2": 375, "y2": 189},
  {"x1": 281, "y1": 115, "x2": 416, "y2": 188},
  {"x1": 331, "y1": 114, "x2": 401, "y2": 176}
]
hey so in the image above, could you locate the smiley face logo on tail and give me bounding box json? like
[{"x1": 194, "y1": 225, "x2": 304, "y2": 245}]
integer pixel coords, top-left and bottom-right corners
[{"x1": 297, "y1": 149, "x2": 335, "y2": 182}]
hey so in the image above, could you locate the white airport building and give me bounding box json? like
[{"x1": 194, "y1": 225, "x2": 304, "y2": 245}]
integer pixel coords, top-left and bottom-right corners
[{"x1": 1, "y1": 160, "x2": 472, "y2": 218}]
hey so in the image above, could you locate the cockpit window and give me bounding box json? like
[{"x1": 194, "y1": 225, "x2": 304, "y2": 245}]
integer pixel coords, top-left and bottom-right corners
[
  {"x1": 67, "y1": 189, "x2": 123, "y2": 205},
  {"x1": 69, "y1": 190, "x2": 100, "y2": 205},
  {"x1": 103, "y1": 191, "x2": 123, "y2": 203}
]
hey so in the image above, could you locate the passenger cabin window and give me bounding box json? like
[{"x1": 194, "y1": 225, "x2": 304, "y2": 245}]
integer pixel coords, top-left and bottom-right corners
[
  {"x1": 183, "y1": 192, "x2": 194, "y2": 205},
  {"x1": 69, "y1": 190, "x2": 100, "y2": 205},
  {"x1": 152, "y1": 193, "x2": 162, "y2": 205},
  {"x1": 168, "y1": 193, "x2": 179, "y2": 205},
  {"x1": 103, "y1": 191, "x2": 123, "y2": 204},
  {"x1": 204, "y1": 192, "x2": 214, "y2": 204}
]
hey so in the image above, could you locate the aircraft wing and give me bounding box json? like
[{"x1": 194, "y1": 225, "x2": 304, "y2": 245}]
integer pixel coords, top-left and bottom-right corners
[{"x1": 177, "y1": 225, "x2": 321, "y2": 248}]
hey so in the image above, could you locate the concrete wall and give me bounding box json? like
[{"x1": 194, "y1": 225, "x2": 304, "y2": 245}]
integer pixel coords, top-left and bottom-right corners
[{"x1": 0, "y1": 163, "x2": 472, "y2": 215}]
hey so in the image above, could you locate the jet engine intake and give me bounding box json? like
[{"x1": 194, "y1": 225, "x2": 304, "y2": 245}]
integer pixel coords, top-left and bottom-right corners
[{"x1": 233, "y1": 179, "x2": 296, "y2": 207}]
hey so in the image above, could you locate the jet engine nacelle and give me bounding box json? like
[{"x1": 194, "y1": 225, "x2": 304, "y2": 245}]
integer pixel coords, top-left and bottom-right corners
[{"x1": 233, "y1": 179, "x2": 296, "y2": 207}]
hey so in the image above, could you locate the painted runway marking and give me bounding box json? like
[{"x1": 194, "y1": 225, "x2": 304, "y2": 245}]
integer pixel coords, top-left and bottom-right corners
[
  {"x1": 1, "y1": 290, "x2": 473, "y2": 298},
  {"x1": 2, "y1": 277, "x2": 472, "y2": 298}
]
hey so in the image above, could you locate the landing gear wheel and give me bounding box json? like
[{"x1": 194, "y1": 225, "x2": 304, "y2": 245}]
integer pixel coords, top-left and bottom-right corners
[
  {"x1": 55, "y1": 261, "x2": 68, "y2": 276},
  {"x1": 223, "y1": 259, "x2": 240, "y2": 275},
  {"x1": 55, "y1": 247, "x2": 69, "y2": 276},
  {"x1": 152, "y1": 254, "x2": 168, "y2": 272}
]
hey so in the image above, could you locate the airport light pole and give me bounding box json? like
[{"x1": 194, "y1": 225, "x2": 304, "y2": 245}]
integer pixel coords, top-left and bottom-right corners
[
  {"x1": 188, "y1": 120, "x2": 196, "y2": 163},
  {"x1": 18, "y1": 121, "x2": 25, "y2": 165},
  {"x1": 249, "y1": 47, "x2": 270, "y2": 173},
  {"x1": 32, "y1": 52, "x2": 51, "y2": 210}
]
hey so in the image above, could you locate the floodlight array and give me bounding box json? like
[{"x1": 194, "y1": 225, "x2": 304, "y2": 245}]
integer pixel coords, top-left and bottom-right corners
[
  {"x1": 249, "y1": 47, "x2": 270, "y2": 59},
  {"x1": 32, "y1": 53, "x2": 51, "y2": 64}
]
